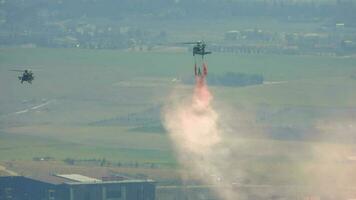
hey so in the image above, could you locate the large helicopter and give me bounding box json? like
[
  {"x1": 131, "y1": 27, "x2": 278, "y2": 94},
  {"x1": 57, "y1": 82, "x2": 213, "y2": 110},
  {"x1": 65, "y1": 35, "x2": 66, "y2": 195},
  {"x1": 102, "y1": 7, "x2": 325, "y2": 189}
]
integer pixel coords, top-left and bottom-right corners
[
  {"x1": 182, "y1": 40, "x2": 212, "y2": 58},
  {"x1": 10, "y1": 69, "x2": 34, "y2": 84},
  {"x1": 181, "y1": 41, "x2": 211, "y2": 78}
]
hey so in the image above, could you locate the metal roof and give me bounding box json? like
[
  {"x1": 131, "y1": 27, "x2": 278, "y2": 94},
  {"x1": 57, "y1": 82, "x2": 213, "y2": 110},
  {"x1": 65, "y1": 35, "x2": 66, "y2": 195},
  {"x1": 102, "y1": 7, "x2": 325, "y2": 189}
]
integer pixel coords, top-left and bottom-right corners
[
  {"x1": 65, "y1": 179, "x2": 155, "y2": 185},
  {"x1": 54, "y1": 174, "x2": 101, "y2": 183},
  {"x1": 0, "y1": 175, "x2": 155, "y2": 186}
]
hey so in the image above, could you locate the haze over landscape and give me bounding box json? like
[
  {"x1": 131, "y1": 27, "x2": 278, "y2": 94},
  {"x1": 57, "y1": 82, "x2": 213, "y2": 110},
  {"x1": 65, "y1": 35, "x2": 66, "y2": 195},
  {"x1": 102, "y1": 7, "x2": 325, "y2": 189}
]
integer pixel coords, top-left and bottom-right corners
[{"x1": 0, "y1": 0, "x2": 356, "y2": 199}]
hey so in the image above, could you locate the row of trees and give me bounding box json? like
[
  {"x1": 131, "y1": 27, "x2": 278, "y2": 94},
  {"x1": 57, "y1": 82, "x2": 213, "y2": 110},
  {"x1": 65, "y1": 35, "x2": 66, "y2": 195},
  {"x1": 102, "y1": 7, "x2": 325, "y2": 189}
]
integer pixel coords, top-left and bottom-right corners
[
  {"x1": 63, "y1": 157, "x2": 159, "y2": 169},
  {"x1": 183, "y1": 72, "x2": 264, "y2": 87},
  {"x1": 1, "y1": 0, "x2": 355, "y2": 48},
  {"x1": 208, "y1": 72, "x2": 264, "y2": 87}
]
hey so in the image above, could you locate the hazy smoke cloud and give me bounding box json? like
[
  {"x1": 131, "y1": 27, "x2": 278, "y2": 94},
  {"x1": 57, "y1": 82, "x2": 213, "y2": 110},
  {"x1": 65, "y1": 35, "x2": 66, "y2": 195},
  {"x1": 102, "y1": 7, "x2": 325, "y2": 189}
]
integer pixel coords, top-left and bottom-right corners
[
  {"x1": 309, "y1": 117, "x2": 356, "y2": 198},
  {"x1": 163, "y1": 78, "x2": 238, "y2": 200},
  {"x1": 163, "y1": 76, "x2": 356, "y2": 199}
]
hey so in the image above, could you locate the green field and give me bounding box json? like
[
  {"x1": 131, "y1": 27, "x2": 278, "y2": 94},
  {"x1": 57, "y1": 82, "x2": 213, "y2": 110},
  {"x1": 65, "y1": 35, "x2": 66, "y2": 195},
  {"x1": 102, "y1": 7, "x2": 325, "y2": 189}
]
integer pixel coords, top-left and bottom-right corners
[{"x1": 0, "y1": 48, "x2": 356, "y2": 188}]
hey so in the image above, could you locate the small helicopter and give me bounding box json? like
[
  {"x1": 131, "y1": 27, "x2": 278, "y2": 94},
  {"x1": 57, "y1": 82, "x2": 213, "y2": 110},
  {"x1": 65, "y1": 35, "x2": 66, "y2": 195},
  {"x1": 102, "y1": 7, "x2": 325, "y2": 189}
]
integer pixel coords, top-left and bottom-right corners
[
  {"x1": 10, "y1": 69, "x2": 34, "y2": 84},
  {"x1": 181, "y1": 41, "x2": 211, "y2": 78}
]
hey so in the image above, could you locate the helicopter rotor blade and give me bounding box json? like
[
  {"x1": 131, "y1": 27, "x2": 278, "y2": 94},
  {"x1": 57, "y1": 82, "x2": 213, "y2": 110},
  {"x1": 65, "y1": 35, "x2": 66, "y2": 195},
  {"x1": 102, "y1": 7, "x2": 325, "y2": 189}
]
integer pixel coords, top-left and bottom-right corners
[
  {"x1": 9, "y1": 70, "x2": 26, "y2": 72},
  {"x1": 9, "y1": 68, "x2": 41, "y2": 72},
  {"x1": 180, "y1": 42, "x2": 198, "y2": 45}
]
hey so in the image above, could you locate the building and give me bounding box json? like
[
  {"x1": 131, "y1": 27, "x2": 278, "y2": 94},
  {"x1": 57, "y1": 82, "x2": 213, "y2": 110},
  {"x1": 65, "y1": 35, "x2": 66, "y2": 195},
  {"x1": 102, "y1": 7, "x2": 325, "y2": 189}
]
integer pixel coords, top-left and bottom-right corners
[{"x1": 0, "y1": 174, "x2": 155, "y2": 200}]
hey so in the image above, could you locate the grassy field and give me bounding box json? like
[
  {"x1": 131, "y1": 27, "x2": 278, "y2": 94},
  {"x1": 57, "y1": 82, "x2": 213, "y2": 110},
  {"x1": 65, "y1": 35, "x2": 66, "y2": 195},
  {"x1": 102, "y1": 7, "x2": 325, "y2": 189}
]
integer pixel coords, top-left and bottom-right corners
[{"x1": 0, "y1": 47, "x2": 356, "y2": 189}]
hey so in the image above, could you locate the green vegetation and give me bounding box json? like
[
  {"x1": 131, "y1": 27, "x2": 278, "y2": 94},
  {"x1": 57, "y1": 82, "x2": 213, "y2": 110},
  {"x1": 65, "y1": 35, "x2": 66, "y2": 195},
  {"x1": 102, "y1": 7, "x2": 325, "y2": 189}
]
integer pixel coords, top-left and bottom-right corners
[
  {"x1": 0, "y1": 47, "x2": 356, "y2": 187},
  {"x1": 1, "y1": 0, "x2": 356, "y2": 56}
]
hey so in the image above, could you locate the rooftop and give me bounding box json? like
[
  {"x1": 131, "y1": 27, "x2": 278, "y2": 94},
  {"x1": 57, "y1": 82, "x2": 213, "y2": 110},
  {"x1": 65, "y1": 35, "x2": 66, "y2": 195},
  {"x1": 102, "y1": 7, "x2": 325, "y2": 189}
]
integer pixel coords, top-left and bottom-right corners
[
  {"x1": 54, "y1": 174, "x2": 101, "y2": 183},
  {"x1": 0, "y1": 161, "x2": 155, "y2": 185},
  {"x1": 1, "y1": 175, "x2": 155, "y2": 186}
]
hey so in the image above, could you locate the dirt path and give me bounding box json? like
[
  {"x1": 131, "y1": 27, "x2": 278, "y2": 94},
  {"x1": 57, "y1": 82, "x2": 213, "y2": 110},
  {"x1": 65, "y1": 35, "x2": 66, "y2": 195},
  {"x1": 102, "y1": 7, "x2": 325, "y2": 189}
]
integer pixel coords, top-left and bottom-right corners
[{"x1": 0, "y1": 165, "x2": 18, "y2": 176}]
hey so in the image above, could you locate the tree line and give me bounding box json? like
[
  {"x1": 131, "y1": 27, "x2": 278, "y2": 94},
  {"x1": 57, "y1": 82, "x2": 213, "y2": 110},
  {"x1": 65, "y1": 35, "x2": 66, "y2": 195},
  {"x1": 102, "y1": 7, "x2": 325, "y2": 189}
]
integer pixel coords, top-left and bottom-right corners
[{"x1": 183, "y1": 72, "x2": 264, "y2": 87}]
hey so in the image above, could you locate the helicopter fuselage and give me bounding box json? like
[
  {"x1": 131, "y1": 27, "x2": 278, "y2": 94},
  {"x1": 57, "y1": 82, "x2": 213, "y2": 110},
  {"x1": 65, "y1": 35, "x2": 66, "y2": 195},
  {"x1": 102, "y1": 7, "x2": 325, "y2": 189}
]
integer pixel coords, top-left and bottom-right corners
[
  {"x1": 193, "y1": 46, "x2": 211, "y2": 57},
  {"x1": 18, "y1": 72, "x2": 34, "y2": 84}
]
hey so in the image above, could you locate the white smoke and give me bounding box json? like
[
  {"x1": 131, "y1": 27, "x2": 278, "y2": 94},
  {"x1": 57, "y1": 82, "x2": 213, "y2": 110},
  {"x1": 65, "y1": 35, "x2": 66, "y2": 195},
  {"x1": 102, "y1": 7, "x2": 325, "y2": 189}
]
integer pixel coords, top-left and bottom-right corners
[{"x1": 163, "y1": 79, "x2": 238, "y2": 200}]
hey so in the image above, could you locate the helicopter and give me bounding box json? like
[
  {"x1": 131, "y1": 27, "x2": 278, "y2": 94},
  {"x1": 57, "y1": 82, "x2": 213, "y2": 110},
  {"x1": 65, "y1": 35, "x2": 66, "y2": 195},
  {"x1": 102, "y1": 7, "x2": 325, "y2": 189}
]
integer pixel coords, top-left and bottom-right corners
[
  {"x1": 10, "y1": 69, "x2": 34, "y2": 84},
  {"x1": 181, "y1": 41, "x2": 211, "y2": 78},
  {"x1": 182, "y1": 40, "x2": 212, "y2": 58}
]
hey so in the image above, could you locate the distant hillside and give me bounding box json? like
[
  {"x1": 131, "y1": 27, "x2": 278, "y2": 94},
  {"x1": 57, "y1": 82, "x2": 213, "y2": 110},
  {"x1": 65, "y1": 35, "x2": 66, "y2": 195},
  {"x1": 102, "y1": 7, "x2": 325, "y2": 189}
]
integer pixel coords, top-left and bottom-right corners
[
  {"x1": 1, "y1": 0, "x2": 356, "y2": 23},
  {"x1": 1, "y1": 0, "x2": 356, "y2": 50}
]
